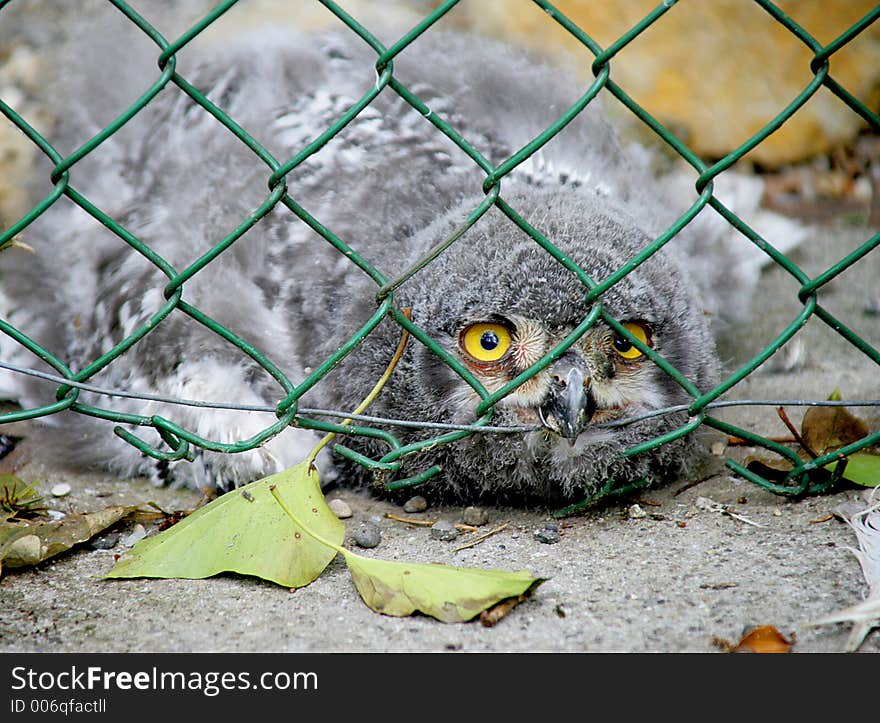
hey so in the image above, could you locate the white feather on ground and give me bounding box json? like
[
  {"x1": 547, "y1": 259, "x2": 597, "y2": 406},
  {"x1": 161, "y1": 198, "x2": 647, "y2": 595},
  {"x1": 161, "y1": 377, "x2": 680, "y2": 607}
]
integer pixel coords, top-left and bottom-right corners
[{"x1": 813, "y1": 490, "x2": 880, "y2": 651}]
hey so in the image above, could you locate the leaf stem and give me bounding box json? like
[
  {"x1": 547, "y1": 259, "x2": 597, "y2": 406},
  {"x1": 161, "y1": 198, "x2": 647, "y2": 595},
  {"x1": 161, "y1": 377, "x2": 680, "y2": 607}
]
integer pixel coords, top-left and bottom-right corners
[
  {"x1": 775, "y1": 405, "x2": 818, "y2": 458},
  {"x1": 305, "y1": 310, "x2": 411, "y2": 467}
]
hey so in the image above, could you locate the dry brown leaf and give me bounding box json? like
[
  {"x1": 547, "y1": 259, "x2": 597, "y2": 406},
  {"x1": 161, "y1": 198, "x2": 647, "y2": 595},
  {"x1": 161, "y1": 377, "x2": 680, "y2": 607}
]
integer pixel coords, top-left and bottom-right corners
[
  {"x1": 801, "y1": 404, "x2": 869, "y2": 457},
  {"x1": 745, "y1": 396, "x2": 877, "y2": 488},
  {"x1": 731, "y1": 625, "x2": 795, "y2": 653},
  {"x1": 1, "y1": 505, "x2": 139, "y2": 570},
  {"x1": 745, "y1": 457, "x2": 794, "y2": 481}
]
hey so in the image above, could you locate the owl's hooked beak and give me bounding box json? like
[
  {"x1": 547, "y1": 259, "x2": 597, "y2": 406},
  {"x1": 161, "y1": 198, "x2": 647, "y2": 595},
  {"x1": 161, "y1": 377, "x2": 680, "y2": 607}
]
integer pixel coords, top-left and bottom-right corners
[{"x1": 537, "y1": 357, "x2": 596, "y2": 442}]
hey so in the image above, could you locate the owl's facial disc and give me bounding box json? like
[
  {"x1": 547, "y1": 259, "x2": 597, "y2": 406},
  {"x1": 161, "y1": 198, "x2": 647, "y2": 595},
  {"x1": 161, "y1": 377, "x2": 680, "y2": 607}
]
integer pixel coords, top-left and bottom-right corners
[{"x1": 455, "y1": 317, "x2": 655, "y2": 439}]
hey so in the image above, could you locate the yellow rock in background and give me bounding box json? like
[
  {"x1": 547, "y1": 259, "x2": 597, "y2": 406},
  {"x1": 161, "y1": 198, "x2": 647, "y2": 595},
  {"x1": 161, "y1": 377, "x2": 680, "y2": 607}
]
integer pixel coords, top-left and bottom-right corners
[
  {"x1": 0, "y1": 46, "x2": 52, "y2": 233},
  {"x1": 444, "y1": 0, "x2": 880, "y2": 167}
]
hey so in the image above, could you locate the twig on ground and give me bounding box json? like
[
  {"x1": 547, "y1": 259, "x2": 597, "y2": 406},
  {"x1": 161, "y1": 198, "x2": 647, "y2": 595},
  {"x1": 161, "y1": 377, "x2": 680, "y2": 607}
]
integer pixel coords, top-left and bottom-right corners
[
  {"x1": 480, "y1": 594, "x2": 528, "y2": 627},
  {"x1": 454, "y1": 522, "x2": 509, "y2": 552},
  {"x1": 384, "y1": 512, "x2": 479, "y2": 533}
]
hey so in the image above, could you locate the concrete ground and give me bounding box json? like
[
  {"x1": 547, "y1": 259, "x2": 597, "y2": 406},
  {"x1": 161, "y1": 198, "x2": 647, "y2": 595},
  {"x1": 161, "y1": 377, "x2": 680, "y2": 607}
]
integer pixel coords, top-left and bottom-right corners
[{"x1": 1, "y1": 217, "x2": 878, "y2": 654}]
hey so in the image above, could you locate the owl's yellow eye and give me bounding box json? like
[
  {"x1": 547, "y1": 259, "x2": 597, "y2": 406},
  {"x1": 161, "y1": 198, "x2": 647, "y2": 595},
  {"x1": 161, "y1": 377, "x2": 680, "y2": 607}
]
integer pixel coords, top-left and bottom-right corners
[
  {"x1": 460, "y1": 323, "x2": 512, "y2": 362},
  {"x1": 611, "y1": 321, "x2": 651, "y2": 360}
]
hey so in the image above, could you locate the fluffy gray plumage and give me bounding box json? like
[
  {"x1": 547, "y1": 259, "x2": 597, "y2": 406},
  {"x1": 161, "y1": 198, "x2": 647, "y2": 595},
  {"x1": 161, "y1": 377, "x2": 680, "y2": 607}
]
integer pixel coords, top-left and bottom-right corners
[{"x1": 1, "y1": 16, "x2": 794, "y2": 504}]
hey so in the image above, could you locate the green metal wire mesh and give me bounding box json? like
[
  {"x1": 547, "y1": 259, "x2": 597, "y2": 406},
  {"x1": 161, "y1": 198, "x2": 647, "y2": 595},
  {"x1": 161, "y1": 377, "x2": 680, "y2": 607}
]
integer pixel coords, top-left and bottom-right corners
[{"x1": 0, "y1": 0, "x2": 878, "y2": 504}]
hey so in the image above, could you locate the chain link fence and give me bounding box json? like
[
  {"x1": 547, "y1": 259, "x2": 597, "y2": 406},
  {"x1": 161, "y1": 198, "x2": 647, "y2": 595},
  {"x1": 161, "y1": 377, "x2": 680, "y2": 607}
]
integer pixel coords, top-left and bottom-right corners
[{"x1": 1, "y1": 0, "x2": 878, "y2": 505}]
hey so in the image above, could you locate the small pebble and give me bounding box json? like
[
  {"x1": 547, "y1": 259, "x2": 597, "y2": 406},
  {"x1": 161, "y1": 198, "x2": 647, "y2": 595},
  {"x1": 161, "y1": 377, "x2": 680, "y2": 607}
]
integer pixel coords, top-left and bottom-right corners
[
  {"x1": 121, "y1": 524, "x2": 147, "y2": 547},
  {"x1": 534, "y1": 527, "x2": 560, "y2": 544},
  {"x1": 403, "y1": 495, "x2": 428, "y2": 513},
  {"x1": 0, "y1": 434, "x2": 17, "y2": 460},
  {"x1": 430, "y1": 520, "x2": 459, "y2": 541},
  {"x1": 864, "y1": 295, "x2": 880, "y2": 315},
  {"x1": 695, "y1": 496, "x2": 721, "y2": 511},
  {"x1": 628, "y1": 503, "x2": 648, "y2": 519},
  {"x1": 710, "y1": 441, "x2": 726, "y2": 456},
  {"x1": 353, "y1": 522, "x2": 381, "y2": 549},
  {"x1": 461, "y1": 506, "x2": 488, "y2": 526},
  {"x1": 90, "y1": 532, "x2": 120, "y2": 550},
  {"x1": 328, "y1": 499, "x2": 352, "y2": 519},
  {"x1": 51, "y1": 483, "x2": 71, "y2": 497}
]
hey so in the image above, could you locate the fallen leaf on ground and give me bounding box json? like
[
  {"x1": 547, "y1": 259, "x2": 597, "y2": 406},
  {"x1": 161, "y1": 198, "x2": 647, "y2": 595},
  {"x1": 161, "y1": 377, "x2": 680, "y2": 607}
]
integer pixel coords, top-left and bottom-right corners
[
  {"x1": 823, "y1": 453, "x2": 880, "y2": 488},
  {"x1": 269, "y1": 485, "x2": 544, "y2": 623},
  {"x1": 346, "y1": 555, "x2": 543, "y2": 623},
  {"x1": 744, "y1": 457, "x2": 794, "y2": 482},
  {"x1": 716, "y1": 625, "x2": 795, "y2": 653},
  {"x1": 801, "y1": 392, "x2": 869, "y2": 456},
  {"x1": 0, "y1": 505, "x2": 140, "y2": 573},
  {"x1": 106, "y1": 460, "x2": 344, "y2": 588},
  {"x1": 0, "y1": 524, "x2": 34, "y2": 573},
  {"x1": 745, "y1": 391, "x2": 879, "y2": 488}
]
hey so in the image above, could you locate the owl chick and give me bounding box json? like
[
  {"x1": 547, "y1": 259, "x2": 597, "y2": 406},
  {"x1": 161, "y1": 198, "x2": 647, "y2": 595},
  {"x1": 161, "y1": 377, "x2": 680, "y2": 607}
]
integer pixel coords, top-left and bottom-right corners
[{"x1": 0, "y1": 16, "x2": 791, "y2": 504}]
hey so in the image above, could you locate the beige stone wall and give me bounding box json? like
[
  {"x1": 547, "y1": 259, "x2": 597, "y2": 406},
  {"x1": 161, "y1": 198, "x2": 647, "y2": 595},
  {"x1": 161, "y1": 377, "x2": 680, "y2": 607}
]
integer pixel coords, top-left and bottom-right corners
[
  {"x1": 444, "y1": 0, "x2": 880, "y2": 167},
  {"x1": 0, "y1": 45, "x2": 52, "y2": 235}
]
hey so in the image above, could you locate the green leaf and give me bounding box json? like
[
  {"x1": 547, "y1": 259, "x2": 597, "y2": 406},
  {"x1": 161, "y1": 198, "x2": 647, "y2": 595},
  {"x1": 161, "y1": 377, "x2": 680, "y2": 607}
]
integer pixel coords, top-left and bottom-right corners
[
  {"x1": 345, "y1": 555, "x2": 544, "y2": 622},
  {"x1": 106, "y1": 461, "x2": 344, "y2": 587},
  {"x1": 825, "y1": 453, "x2": 880, "y2": 488},
  {"x1": 268, "y1": 486, "x2": 544, "y2": 623},
  {"x1": 1, "y1": 473, "x2": 44, "y2": 516}
]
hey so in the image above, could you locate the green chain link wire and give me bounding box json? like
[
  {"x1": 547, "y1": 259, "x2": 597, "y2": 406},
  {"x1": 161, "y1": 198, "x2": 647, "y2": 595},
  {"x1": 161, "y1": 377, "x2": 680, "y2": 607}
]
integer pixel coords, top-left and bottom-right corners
[{"x1": 0, "y1": 0, "x2": 878, "y2": 504}]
